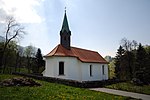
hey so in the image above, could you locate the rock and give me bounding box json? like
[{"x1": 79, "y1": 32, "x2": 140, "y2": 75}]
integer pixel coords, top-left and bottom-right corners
[
  {"x1": 131, "y1": 78, "x2": 143, "y2": 86},
  {"x1": 0, "y1": 77, "x2": 41, "y2": 87}
]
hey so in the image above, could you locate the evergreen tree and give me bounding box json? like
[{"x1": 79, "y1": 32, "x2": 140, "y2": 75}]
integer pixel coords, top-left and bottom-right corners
[
  {"x1": 121, "y1": 38, "x2": 137, "y2": 80},
  {"x1": 35, "y1": 48, "x2": 43, "y2": 73},
  {"x1": 124, "y1": 51, "x2": 136, "y2": 80},
  {"x1": 115, "y1": 39, "x2": 149, "y2": 83},
  {"x1": 135, "y1": 43, "x2": 148, "y2": 83},
  {"x1": 146, "y1": 46, "x2": 150, "y2": 84},
  {"x1": 115, "y1": 46, "x2": 125, "y2": 80}
]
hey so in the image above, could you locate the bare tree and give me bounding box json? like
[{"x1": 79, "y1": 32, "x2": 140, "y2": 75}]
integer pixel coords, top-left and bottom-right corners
[
  {"x1": 121, "y1": 38, "x2": 132, "y2": 51},
  {"x1": 132, "y1": 40, "x2": 138, "y2": 50},
  {"x1": 1, "y1": 16, "x2": 26, "y2": 73},
  {"x1": 121, "y1": 38, "x2": 138, "y2": 51}
]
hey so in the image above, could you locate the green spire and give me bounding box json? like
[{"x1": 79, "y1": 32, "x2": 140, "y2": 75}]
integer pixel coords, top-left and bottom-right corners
[{"x1": 61, "y1": 11, "x2": 70, "y2": 33}]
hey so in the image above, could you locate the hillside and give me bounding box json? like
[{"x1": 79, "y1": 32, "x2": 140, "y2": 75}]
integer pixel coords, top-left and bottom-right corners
[{"x1": 0, "y1": 74, "x2": 134, "y2": 100}]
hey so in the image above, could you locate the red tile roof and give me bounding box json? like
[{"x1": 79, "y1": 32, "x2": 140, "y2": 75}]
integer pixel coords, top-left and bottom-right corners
[{"x1": 45, "y1": 44, "x2": 108, "y2": 64}]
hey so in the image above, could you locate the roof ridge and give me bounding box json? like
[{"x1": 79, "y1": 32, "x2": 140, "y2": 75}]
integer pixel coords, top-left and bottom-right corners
[{"x1": 71, "y1": 46, "x2": 98, "y2": 53}]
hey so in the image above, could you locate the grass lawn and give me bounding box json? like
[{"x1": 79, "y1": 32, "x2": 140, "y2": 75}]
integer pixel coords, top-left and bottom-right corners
[
  {"x1": 0, "y1": 74, "x2": 135, "y2": 100},
  {"x1": 105, "y1": 82, "x2": 150, "y2": 95}
]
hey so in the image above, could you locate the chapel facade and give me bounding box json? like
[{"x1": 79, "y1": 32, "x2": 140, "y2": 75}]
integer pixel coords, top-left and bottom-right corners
[{"x1": 43, "y1": 11, "x2": 108, "y2": 82}]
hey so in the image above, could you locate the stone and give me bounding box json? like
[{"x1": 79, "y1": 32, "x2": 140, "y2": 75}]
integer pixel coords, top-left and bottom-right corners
[{"x1": 0, "y1": 77, "x2": 41, "y2": 87}]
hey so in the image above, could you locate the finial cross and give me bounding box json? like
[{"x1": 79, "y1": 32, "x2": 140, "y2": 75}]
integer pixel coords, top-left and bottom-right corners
[{"x1": 65, "y1": 7, "x2": 66, "y2": 13}]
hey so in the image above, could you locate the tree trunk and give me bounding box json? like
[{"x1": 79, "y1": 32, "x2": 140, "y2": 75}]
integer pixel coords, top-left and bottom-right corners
[
  {"x1": 15, "y1": 53, "x2": 19, "y2": 72},
  {"x1": 27, "y1": 56, "x2": 31, "y2": 73}
]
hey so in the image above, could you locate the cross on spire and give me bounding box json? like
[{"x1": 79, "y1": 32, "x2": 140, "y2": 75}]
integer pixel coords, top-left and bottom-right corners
[
  {"x1": 65, "y1": 7, "x2": 66, "y2": 13},
  {"x1": 61, "y1": 8, "x2": 70, "y2": 33}
]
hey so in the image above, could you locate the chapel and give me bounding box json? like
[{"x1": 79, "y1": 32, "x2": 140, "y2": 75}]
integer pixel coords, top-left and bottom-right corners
[{"x1": 43, "y1": 11, "x2": 108, "y2": 81}]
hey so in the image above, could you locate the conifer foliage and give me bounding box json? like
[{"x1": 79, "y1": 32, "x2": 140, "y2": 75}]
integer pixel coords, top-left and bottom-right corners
[
  {"x1": 115, "y1": 39, "x2": 150, "y2": 84},
  {"x1": 135, "y1": 43, "x2": 149, "y2": 84},
  {"x1": 115, "y1": 46, "x2": 125, "y2": 80},
  {"x1": 35, "y1": 48, "x2": 43, "y2": 73}
]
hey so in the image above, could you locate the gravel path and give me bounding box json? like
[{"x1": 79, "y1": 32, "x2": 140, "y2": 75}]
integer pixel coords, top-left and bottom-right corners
[{"x1": 90, "y1": 88, "x2": 150, "y2": 100}]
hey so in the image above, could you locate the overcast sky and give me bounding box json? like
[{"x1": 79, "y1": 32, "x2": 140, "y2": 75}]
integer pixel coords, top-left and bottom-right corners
[{"x1": 0, "y1": 0, "x2": 150, "y2": 57}]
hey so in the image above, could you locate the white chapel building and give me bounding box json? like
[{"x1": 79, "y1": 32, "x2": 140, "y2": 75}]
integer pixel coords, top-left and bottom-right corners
[{"x1": 43, "y1": 12, "x2": 108, "y2": 82}]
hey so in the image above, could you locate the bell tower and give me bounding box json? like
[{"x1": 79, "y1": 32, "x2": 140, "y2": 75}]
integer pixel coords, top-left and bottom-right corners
[{"x1": 60, "y1": 10, "x2": 71, "y2": 50}]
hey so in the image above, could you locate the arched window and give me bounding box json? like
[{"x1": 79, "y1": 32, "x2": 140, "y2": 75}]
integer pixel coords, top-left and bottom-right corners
[
  {"x1": 102, "y1": 65, "x2": 105, "y2": 75},
  {"x1": 59, "y1": 62, "x2": 64, "y2": 75},
  {"x1": 90, "y1": 65, "x2": 92, "y2": 76}
]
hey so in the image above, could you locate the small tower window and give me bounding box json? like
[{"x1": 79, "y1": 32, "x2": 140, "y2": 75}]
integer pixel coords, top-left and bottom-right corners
[
  {"x1": 64, "y1": 36, "x2": 67, "y2": 41},
  {"x1": 68, "y1": 37, "x2": 70, "y2": 41},
  {"x1": 102, "y1": 65, "x2": 105, "y2": 75},
  {"x1": 59, "y1": 62, "x2": 64, "y2": 75},
  {"x1": 90, "y1": 65, "x2": 92, "y2": 76}
]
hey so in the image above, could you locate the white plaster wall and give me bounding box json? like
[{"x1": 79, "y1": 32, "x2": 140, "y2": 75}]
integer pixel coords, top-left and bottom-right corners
[
  {"x1": 44, "y1": 57, "x2": 55, "y2": 77},
  {"x1": 81, "y1": 63, "x2": 100, "y2": 81},
  {"x1": 43, "y1": 56, "x2": 108, "y2": 81},
  {"x1": 102, "y1": 64, "x2": 109, "y2": 80},
  {"x1": 81, "y1": 63, "x2": 108, "y2": 81},
  {"x1": 43, "y1": 56, "x2": 82, "y2": 81}
]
